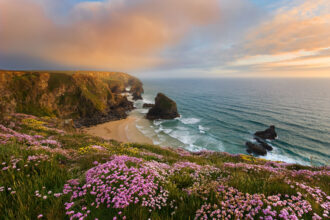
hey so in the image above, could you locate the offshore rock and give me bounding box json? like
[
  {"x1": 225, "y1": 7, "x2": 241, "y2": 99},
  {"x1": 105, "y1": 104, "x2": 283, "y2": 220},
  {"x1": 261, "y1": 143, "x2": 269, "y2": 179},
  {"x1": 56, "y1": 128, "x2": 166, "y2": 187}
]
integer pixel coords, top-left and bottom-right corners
[
  {"x1": 254, "y1": 125, "x2": 277, "y2": 140},
  {"x1": 246, "y1": 142, "x2": 267, "y2": 156},
  {"x1": 255, "y1": 138, "x2": 273, "y2": 151},
  {"x1": 146, "y1": 93, "x2": 179, "y2": 120}
]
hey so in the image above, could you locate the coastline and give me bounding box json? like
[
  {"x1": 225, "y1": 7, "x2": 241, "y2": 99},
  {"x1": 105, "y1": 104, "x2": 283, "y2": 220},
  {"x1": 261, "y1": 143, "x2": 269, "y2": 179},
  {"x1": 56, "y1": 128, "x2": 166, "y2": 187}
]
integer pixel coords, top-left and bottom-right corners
[{"x1": 83, "y1": 115, "x2": 153, "y2": 145}]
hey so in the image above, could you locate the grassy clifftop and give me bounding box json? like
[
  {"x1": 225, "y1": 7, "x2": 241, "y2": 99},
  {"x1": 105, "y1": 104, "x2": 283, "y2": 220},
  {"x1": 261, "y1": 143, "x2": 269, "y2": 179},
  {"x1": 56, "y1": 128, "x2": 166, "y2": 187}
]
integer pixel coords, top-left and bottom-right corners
[
  {"x1": 0, "y1": 71, "x2": 144, "y2": 127},
  {"x1": 0, "y1": 114, "x2": 329, "y2": 219}
]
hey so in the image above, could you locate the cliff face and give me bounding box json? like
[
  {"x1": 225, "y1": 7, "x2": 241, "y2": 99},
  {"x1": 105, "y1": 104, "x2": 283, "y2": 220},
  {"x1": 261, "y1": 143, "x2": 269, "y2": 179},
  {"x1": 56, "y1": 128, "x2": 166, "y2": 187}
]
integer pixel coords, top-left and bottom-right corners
[{"x1": 0, "y1": 70, "x2": 144, "y2": 127}]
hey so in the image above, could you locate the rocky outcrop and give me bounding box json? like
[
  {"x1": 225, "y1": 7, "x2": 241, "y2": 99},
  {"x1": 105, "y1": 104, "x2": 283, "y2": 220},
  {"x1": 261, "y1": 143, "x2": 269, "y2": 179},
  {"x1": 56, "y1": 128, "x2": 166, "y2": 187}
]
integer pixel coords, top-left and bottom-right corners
[
  {"x1": 129, "y1": 79, "x2": 144, "y2": 100},
  {"x1": 143, "y1": 103, "x2": 155, "y2": 108},
  {"x1": 146, "y1": 93, "x2": 179, "y2": 120},
  {"x1": 255, "y1": 138, "x2": 273, "y2": 151},
  {"x1": 254, "y1": 125, "x2": 277, "y2": 140},
  {"x1": 245, "y1": 126, "x2": 277, "y2": 156},
  {"x1": 0, "y1": 70, "x2": 142, "y2": 127},
  {"x1": 246, "y1": 142, "x2": 267, "y2": 156}
]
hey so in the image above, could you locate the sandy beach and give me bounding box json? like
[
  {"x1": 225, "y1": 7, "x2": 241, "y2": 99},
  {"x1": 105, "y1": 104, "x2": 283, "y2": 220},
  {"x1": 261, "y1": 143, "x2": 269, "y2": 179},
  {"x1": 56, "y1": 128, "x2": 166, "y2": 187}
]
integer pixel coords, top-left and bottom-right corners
[{"x1": 83, "y1": 116, "x2": 153, "y2": 144}]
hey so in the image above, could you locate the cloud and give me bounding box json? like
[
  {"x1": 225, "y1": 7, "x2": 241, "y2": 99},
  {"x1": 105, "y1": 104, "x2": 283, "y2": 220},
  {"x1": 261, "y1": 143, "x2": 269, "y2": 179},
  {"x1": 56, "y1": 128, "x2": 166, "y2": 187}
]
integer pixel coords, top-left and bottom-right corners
[
  {"x1": 223, "y1": 0, "x2": 330, "y2": 77},
  {"x1": 0, "y1": 0, "x2": 219, "y2": 71},
  {"x1": 244, "y1": 0, "x2": 330, "y2": 55},
  {"x1": 1, "y1": 0, "x2": 329, "y2": 77}
]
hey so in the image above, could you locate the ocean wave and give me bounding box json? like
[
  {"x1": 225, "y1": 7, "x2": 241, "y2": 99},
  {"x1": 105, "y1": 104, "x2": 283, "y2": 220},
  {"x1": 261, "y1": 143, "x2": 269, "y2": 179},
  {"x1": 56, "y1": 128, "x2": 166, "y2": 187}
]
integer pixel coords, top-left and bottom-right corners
[
  {"x1": 185, "y1": 144, "x2": 204, "y2": 152},
  {"x1": 142, "y1": 96, "x2": 154, "y2": 104},
  {"x1": 153, "y1": 140, "x2": 161, "y2": 145},
  {"x1": 167, "y1": 129, "x2": 198, "y2": 147},
  {"x1": 163, "y1": 129, "x2": 173, "y2": 134},
  {"x1": 198, "y1": 125, "x2": 209, "y2": 134},
  {"x1": 260, "y1": 152, "x2": 309, "y2": 166},
  {"x1": 179, "y1": 117, "x2": 201, "y2": 125},
  {"x1": 154, "y1": 125, "x2": 173, "y2": 135},
  {"x1": 137, "y1": 109, "x2": 149, "y2": 114},
  {"x1": 153, "y1": 120, "x2": 163, "y2": 126}
]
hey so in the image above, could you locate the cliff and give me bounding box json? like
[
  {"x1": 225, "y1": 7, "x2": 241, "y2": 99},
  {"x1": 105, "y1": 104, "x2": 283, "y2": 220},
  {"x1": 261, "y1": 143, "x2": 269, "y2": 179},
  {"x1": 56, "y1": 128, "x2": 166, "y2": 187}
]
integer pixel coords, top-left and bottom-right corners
[{"x1": 0, "y1": 70, "x2": 144, "y2": 127}]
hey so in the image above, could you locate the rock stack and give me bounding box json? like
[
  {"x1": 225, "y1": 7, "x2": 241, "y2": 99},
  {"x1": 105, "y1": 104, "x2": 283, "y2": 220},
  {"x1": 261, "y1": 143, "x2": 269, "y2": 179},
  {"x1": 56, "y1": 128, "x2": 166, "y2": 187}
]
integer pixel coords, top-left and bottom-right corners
[
  {"x1": 245, "y1": 125, "x2": 277, "y2": 156},
  {"x1": 146, "y1": 93, "x2": 180, "y2": 120}
]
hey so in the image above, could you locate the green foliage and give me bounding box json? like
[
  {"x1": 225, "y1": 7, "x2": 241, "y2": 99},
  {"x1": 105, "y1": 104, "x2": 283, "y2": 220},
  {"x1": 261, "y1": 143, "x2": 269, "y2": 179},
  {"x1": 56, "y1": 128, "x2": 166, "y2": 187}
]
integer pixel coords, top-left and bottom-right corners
[
  {"x1": 47, "y1": 73, "x2": 73, "y2": 92},
  {"x1": 0, "y1": 114, "x2": 329, "y2": 219},
  {"x1": 0, "y1": 143, "x2": 70, "y2": 219}
]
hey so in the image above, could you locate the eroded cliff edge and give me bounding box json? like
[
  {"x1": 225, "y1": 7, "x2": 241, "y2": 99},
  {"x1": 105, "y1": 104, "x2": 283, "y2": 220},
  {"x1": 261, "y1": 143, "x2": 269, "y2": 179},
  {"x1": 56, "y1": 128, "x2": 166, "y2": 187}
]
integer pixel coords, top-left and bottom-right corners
[{"x1": 0, "y1": 70, "x2": 144, "y2": 127}]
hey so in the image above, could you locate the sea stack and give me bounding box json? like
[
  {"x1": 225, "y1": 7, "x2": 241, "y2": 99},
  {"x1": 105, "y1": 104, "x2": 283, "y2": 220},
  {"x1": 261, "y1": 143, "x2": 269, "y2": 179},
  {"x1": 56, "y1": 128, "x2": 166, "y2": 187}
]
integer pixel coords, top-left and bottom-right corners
[
  {"x1": 146, "y1": 93, "x2": 179, "y2": 120},
  {"x1": 245, "y1": 125, "x2": 277, "y2": 156},
  {"x1": 254, "y1": 125, "x2": 277, "y2": 140},
  {"x1": 246, "y1": 142, "x2": 267, "y2": 156}
]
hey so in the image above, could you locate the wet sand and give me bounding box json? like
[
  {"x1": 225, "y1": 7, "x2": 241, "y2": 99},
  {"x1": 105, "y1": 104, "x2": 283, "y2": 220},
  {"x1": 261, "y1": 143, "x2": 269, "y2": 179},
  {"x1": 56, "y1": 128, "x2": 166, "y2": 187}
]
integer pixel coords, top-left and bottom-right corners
[{"x1": 83, "y1": 116, "x2": 153, "y2": 144}]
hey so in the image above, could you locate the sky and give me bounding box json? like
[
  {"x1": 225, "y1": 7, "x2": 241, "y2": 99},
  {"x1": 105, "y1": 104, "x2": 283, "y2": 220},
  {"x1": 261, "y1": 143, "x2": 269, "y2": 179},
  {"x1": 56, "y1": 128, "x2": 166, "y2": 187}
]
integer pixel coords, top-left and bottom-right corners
[{"x1": 0, "y1": 0, "x2": 329, "y2": 77}]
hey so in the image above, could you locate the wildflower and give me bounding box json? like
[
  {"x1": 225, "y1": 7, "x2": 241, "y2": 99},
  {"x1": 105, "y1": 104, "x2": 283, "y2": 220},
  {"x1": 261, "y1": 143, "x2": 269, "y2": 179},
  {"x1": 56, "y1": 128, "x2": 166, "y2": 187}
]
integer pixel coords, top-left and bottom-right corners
[
  {"x1": 63, "y1": 155, "x2": 169, "y2": 219},
  {"x1": 54, "y1": 193, "x2": 62, "y2": 197}
]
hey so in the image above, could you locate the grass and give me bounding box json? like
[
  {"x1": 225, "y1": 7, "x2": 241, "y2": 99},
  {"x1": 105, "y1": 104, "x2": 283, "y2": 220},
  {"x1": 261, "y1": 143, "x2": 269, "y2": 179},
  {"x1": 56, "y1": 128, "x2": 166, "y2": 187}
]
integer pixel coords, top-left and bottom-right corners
[
  {"x1": 0, "y1": 143, "x2": 70, "y2": 219},
  {"x1": 0, "y1": 114, "x2": 329, "y2": 219}
]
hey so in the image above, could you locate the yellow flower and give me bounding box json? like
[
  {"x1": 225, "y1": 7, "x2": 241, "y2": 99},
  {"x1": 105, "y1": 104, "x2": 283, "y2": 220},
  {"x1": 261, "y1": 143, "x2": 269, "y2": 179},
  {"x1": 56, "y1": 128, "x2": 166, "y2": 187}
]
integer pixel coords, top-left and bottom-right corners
[{"x1": 22, "y1": 118, "x2": 49, "y2": 132}]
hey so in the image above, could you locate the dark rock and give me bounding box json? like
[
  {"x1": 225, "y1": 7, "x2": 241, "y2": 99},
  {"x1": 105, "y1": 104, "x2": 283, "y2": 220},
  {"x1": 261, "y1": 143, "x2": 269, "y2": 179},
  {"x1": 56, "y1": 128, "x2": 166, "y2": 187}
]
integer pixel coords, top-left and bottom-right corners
[
  {"x1": 129, "y1": 80, "x2": 144, "y2": 100},
  {"x1": 254, "y1": 125, "x2": 277, "y2": 140},
  {"x1": 74, "y1": 96, "x2": 134, "y2": 128},
  {"x1": 246, "y1": 141, "x2": 267, "y2": 156},
  {"x1": 255, "y1": 138, "x2": 273, "y2": 151},
  {"x1": 143, "y1": 103, "x2": 155, "y2": 108},
  {"x1": 146, "y1": 93, "x2": 180, "y2": 120}
]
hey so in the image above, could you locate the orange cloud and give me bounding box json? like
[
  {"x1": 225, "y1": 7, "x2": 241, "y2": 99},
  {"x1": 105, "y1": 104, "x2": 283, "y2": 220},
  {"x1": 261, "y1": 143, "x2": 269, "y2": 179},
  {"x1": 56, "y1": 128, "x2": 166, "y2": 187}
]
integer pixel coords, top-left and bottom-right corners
[
  {"x1": 225, "y1": 0, "x2": 330, "y2": 77},
  {"x1": 244, "y1": 0, "x2": 330, "y2": 55},
  {"x1": 0, "y1": 0, "x2": 219, "y2": 70}
]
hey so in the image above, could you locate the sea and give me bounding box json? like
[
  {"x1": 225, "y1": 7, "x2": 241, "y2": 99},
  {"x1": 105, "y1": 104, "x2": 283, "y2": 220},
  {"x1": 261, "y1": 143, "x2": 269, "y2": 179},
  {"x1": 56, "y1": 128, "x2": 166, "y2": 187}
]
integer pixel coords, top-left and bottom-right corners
[{"x1": 130, "y1": 78, "x2": 330, "y2": 166}]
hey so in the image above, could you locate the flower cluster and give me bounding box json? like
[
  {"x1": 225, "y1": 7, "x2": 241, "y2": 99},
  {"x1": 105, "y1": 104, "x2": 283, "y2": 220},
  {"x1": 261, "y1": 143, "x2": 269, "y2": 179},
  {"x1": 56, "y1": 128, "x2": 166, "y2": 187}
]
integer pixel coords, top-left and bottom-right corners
[
  {"x1": 27, "y1": 154, "x2": 49, "y2": 162},
  {"x1": 22, "y1": 118, "x2": 65, "y2": 134},
  {"x1": 1, "y1": 154, "x2": 50, "y2": 172},
  {"x1": 62, "y1": 155, "x2": 169, "y2": 219},
  {"x1": 0, "y1": 124, "x2": 61, "y2": 147},
  {"x1": 139, "y1": 150, "x2": 164, "y2": 160},
  {"x1": 195, "y1": 185, "x2": 314, "y2": 220},
  {"x1": 1, "y1": 156, "x2": 22, "y2": 171},
  {"x1": 35, "y1": 186, "x2": 63, "y2": 200},
  {"x1": 78, "y1": 145, "x2": 105, "y2": 154},
  {"x1": 166, "y1": 147, "x2": 192, "y2": 157},
  {"x1": 286, "y1": 179, "x2": 330, "y2": 218},
  {"x1": 223, "y1": 162, "x2": 330, "y2": 178}
]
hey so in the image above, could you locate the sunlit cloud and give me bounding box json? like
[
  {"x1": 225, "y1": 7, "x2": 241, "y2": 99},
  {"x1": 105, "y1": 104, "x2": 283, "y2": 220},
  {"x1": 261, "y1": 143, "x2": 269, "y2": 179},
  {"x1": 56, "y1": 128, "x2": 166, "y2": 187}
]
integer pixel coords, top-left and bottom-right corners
[
  {"x1": 226, "y1": 0, "x2": 330, "y2": 77},
  {"x1": 0, "y1": 0, "x2": 329, "y2": 77},
  {"x1": 0, "y1": 0, "x2": 219, "y2": 71}
]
